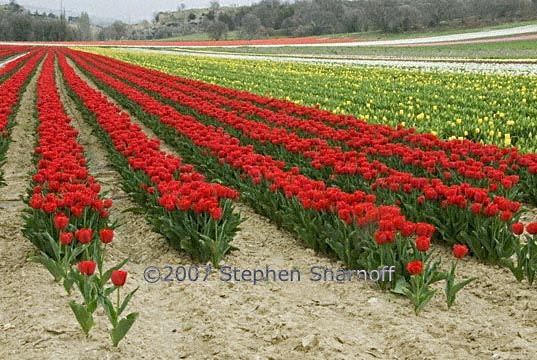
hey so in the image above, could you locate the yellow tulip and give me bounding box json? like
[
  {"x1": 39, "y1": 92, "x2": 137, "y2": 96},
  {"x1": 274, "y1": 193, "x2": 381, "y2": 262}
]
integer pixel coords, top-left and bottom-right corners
[{"x1": 504, "y1": 134, "x2": 511, "y2": 146}]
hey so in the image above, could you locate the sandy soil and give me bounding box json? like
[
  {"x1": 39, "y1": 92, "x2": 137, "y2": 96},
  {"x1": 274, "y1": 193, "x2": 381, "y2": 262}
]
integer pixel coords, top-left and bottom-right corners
[{"x1": 0, "y1": 58, "x2": 537, "y2": 360}]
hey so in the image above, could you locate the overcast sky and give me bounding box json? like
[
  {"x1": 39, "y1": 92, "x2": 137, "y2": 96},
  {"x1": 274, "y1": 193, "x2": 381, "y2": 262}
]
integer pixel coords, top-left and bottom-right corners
[{"x1": 2, "y1": 0, "x2": 253, "y2": 22}]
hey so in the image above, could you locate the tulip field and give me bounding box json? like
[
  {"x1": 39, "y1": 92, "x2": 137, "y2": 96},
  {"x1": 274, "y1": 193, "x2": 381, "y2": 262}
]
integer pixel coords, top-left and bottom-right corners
[
  {"x1": 1, "y1": 45, "x2": 537, "y2": 358},
  {"x1": 89, "y1": 48, "x2": 537, "y2": 152}
]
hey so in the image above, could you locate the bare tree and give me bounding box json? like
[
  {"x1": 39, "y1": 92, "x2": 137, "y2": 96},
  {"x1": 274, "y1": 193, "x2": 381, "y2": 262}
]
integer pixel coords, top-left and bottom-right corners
[
  {"x1": 78, "y1": 11, "x2": 91, "y2": 40},
  {"x1": 207, "y1": 20, "x2": 228, "y2": 40},
  {"x1": 241, "y1": 13, "x2": 262, "y2": 39}
]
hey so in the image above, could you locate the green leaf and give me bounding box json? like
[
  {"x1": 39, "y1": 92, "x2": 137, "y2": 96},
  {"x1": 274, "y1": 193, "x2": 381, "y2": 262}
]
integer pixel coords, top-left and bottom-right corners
[
  {"x1": 102, "y1": 296, "x2": 118, "y2": 327},
  {"x1": 68, "y1": 245, "x2": 87, "y2": 263},
  {"x1": 118, "y1": 287, "x2": 139, "y2": 317},
  {"x1": 63, "y1": 277, "x2": 74, "y2": 293},
  {"x1": 390, "y1": 277, "x2": 409, "y2": 295},
  {"x1": 43, "y1": 232, "x2": 60, "y2": 261},
  {"x1": 429, "y1": 270, "x2": 448, "y2": 284},
  {"x1": 104, "y1": 285, "x2": 116, "y2": 297},
  {"x1": 29, "y1": 255, "x2": 64, "y2": 282},
  {"x1": 110, "y1": 312, "x2": 139, "y2": 347},
  {"x1": 87, "y1": 299, "x2": 98, "y2": 314},
  {"x1": 415, "y1": 289, "x2": 436, "y2": 315},
  {"x1": 69, "y1": 300, "x2": 94, "y2": 336},
  {"x1": 451, "y1": 277, "x2": 477, "y2": 296}
]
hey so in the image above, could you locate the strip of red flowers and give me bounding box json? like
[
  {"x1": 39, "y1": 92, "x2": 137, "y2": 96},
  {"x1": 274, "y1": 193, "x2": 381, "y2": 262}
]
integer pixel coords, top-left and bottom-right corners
[
  {"x1": 78, "y1": 51, "x2": 518, "y2": 188},
  {"x1": 60, "y1": 49, "x2": 440, "y2": 292},
  {"x1": 80, "y1": 52, "x2": 521, "y2": 204},
  {"x1": 22, "y1": 50, "x2": 113, "y2": 261},
  {"x1": 0, "y1": 48, "x2": 45, "y2": 185},
  {"x1": 81, "y1": 50, "x2": 537, "y2": 208},
  {"x1": 71, "y1": 49, "x2": 524, "y2": 265},
  {"x1": 0, "y1": 48, "x2": 38, "y2": 83},
  {"x1": 0, "y1": 45, "x2": 31, "y2": 57},
  {"x1": 22, "y1": 50, "x2": 138, "y2": 346},
  {"x1": 78, "y1": 52, "x2": 536, "y2": 183},
  {"x1": 57, "y1": 50, "x2": 242, "y2": 266}
]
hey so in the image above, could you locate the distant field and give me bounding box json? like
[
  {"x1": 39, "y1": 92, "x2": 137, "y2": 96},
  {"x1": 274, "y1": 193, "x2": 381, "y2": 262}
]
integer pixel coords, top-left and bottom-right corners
[
  {"x1": 321, "y1": 19, "x2": 537, "y2": 40},
  {"x1": 155, "y1": 30, "x2": 241, "y2": 42},
  {"x1": 177, "y1": 38, "x2": 537, "y2": 59},
  {"x1": 157, "y1": 19, "x2": 537, "y2": 42}
]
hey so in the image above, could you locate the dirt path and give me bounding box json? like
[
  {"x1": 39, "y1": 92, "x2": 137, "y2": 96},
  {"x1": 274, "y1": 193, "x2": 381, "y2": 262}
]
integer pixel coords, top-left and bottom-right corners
[{"x1": 1, "y1": 56, "x2": 536, "y2": 359}]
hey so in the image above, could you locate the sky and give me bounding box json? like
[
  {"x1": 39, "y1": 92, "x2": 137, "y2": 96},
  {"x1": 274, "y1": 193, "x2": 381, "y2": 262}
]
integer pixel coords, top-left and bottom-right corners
[{"x1": 2, "y1": 0, "x2": 254, "y2": 22}]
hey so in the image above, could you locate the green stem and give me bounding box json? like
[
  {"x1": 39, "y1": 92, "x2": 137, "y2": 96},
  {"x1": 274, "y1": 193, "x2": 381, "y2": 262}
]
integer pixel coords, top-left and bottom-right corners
[
  {"x1": 117, "y1": 287, "x2": 120, "y2": 313},
  {"x1": 83, "y1": 206, "x2": 88, "y2": 229},
  {"x1": 100, "y1": 244, "x2": 106, "y2": 278}
]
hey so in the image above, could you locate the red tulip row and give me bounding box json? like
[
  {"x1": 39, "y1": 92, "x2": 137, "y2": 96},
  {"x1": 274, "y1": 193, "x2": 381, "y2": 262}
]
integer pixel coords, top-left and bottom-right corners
[
  {"x1": 60, "y1": 48, "x2": 433, "y2": 282},
  {"x1": 23, "y1": 50, "x2": 113, "y2": 256},
  {"x1": 66, "y1": 50, "x2": 411, "y2": 226},
  {"x1": 77, "y1": 51, "x2": 536, "y2": 194},
  {"x1": 23, "y1": 51, "x2": 139, "y2": 345},
  {"x1": 0, "y1": 45, "x2": 31, "y2": 63},
  {"x1": 56, "y1": 50, "x2": 242, "y2": 265},
  {"x1": 0, "y1": 49, "x2": 43, "y2": 135},
  {"x1": 69, "y1": 49, "x2": 523, "y2": 262},
  {"x1": 150, "y1": 62, "x2": 535, "y2": 182},
  {"x1": 0, "y1": 48, "x2": 45, "y2": 185},
  {"x1": 77, "y1": 52, "x2": 521, "y2": 195},
  {"x1": 0, "y1": 48, "x2": 36, "y2": 81},
  {"x1": 76, "y1": 51, "x2": 522, "y2": 205}
]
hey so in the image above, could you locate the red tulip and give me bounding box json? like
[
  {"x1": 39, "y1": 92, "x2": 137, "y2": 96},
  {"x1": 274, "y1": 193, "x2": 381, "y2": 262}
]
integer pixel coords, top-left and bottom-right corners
[
  {"x1": 400, "y1": 222, "x2": 416, "y2": 237},
  {"x1": 90, "y1": 183, "x2": 101, "y2": 194},
  {"x1": 111, "y1": 270, "x2": 128, "y2": 286},
  {"x1": 527, "y1": 222, "x2": 537, "y2": 235},
  {"x1": 470, "y1": 203, "x2": 482, "y2": 215},
  {"x1": 54, "y1": 213, "x2": 69, "y2": 230},
  {"x1": 210, "y1": 207, "x2": 223, "y2": 220},
  {"x1": 71, "y1": 205, "x2": 84, "y2": 218},
  {"x1": 416, "y1": 236, "x2": 431, "y2": 252},
  {"x1": 42, "y1": 202, "x2": 56, "y2": 214},
  {"x1": 75, "y1": 228, "x2": 93, "y2": 244},
  {"x1": 78, "y1": 260, "x2": 96, "y2": 276},
  {"x1": 453, "y1": 244, "x2": 468, "y2": 259},
  {"x1": 59, "y1": 232, "x2": 73, "y2": 245},
  {"x1": 415, "y1": 223, "x2": 435, "y2": 237},
  {"x1": 500, "y1": 211, "x2": 512, "y2": 222},
  {"x1": 484, "y1": 204, "x2": 499, "y2": 217},
  {"x1": 374, "y1": 231, "x2": 388, "y2": 245},
  {"x1": 103, "y1": 199, "x2": 113, "y2": 208},
  {"x1": 511, "y1": 222, "x2": 524, "y2": 235},
  {"x1": 100, "y1": 229, "x2": 114, "y2": 244},
  {"x1": 406, "y1": 260, "x2": 423, "y2": 275}
]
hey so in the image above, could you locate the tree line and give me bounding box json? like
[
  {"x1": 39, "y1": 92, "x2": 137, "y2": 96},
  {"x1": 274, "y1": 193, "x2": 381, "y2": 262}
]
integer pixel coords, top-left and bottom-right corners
[
  {"x1": 203, "y1": 0, "x2": 537, "y2": 39},
  {"x1": 1, "y1": 0, "x2": 536, "y2": 42},
  {"x1": 0, "y1": 1, "x2": 95, "y2": 41}
]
